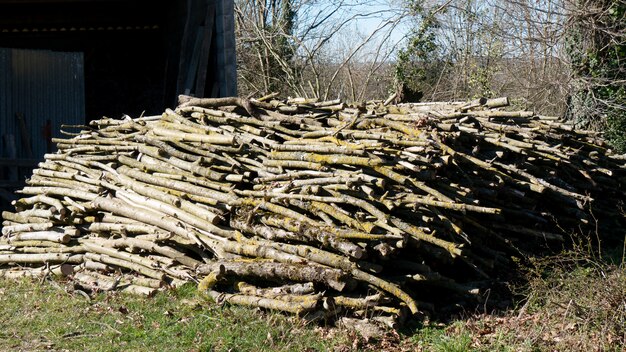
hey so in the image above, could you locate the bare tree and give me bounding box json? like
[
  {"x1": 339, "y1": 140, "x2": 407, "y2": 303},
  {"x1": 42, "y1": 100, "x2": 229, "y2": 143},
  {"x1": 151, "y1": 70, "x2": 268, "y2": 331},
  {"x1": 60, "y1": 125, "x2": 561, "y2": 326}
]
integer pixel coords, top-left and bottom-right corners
[
  {"x1": 235, "y1": 0, "x2": 409, "y2": 101},
  {"x1": 397, "y1": 0, "x2": 570, "y2": 113},
  {"x1": 237, "y1": 0, "x2": 625, "y2": 151}
]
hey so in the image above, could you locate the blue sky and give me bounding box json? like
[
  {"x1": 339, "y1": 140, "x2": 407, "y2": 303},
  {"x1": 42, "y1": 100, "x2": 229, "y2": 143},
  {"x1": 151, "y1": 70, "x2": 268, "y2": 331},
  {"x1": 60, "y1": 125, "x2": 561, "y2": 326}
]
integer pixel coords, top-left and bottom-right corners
[{"x1": 296, "y1": 0, "x2": 412, "y2": 61}]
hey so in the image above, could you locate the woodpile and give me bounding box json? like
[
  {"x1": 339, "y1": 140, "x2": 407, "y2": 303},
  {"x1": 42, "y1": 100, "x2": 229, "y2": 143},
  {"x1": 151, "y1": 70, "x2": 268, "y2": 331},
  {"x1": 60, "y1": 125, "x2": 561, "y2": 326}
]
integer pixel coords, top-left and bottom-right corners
[{"x1": 1, "y1": 94, "x2": 625, "y2": 326}]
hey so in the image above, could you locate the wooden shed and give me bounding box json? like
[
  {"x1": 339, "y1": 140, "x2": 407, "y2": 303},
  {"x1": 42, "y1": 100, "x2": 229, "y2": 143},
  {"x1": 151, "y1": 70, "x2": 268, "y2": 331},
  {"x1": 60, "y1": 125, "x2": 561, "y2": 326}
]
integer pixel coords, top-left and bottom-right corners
[{"x1": 0, "y1": 0, "x2": 237, "y2": 207}]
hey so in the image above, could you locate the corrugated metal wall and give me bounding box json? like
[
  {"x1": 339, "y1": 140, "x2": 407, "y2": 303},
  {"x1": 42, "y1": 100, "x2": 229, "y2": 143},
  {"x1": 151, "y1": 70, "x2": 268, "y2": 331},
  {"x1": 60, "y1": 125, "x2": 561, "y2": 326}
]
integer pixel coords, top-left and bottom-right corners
[
  {"x1": 0, "y1": 49, "x2": 11, "y2": 160},
  {"x1": 0, "y1": 48, "x2": 85, "y2": 160}
]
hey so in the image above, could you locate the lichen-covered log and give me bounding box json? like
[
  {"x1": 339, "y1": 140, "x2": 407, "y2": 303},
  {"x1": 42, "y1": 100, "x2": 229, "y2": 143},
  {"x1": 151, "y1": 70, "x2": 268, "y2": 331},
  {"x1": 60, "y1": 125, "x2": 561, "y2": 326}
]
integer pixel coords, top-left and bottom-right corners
[{"x1": 197, "y1": 260, "x2": 352, "y2": 292}]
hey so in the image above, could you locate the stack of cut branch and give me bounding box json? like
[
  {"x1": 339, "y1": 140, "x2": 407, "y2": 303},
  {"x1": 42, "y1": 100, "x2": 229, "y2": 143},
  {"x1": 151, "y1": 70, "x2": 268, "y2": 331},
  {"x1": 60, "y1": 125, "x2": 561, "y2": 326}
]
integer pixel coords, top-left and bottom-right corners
[{"x1": 1, "y1": 95, "x2": 625, "y2": 326}]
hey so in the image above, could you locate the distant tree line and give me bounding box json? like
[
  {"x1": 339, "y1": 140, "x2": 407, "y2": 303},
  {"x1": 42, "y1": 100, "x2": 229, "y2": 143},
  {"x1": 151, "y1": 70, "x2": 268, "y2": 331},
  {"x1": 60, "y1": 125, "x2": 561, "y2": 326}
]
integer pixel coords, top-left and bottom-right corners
[{"x1": 234, "y1": 0, "x2": 626, "y2": 152}]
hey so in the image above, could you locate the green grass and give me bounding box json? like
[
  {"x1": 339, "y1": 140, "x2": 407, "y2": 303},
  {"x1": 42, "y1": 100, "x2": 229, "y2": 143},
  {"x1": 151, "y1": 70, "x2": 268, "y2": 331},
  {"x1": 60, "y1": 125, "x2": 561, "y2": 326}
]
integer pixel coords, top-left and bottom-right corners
[
  {"x1": 0, "y1": 279, "x2": 352, "y2": 351},
  {"x1": 406, "y1": 323, "x2": 473, "y2": 352}
]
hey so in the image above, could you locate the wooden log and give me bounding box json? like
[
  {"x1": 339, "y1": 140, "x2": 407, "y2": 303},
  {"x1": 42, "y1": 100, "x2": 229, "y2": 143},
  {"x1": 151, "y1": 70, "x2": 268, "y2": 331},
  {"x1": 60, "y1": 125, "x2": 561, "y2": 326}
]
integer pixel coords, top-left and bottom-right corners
[
  {"x1": 90, "y1": 237, "x2": 201, "y2": 269},
  {"x1": 205, "y1": 289, "x2": 318, "y2": 315},
  {"x1": 197, "y1": 261, "x2": 350, "y2": 292},
  {"x1": 9, "y1": 231, "x2": 71, "y2": 244},
  {"x1": 0, "y1": 253, "x2": 83, "y2": 264},
  {"x1": 178, "y1": 95, "x2": 258, "y2": 117}
]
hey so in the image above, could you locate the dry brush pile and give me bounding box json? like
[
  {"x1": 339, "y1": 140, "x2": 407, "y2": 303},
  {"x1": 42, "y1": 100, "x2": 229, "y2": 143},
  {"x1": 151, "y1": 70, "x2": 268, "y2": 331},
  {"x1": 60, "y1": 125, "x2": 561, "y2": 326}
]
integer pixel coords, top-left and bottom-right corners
[{"x1": 1, "y1": 94, "x2": 625, "y2": 327}]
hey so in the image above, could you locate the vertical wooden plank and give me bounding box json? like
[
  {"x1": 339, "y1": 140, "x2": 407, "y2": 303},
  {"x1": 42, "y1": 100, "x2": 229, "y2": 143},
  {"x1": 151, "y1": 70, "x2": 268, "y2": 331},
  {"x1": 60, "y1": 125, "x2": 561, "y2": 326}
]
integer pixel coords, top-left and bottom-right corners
[
  {"x1": 183, "y1": 29, "x2": 205, "y2": 95},
  {"x1": 195, "y1": 2, "x2": 216, "y2": 97},
  {"x1": 165, "y1": 0, "x2": 237, "y2": 101},
  {"x1": 216, "y1": 0, "x2": 237, "y2": 96},
  {"x1": 175, "y1": 0, "x2": 195, "y2": 96}
]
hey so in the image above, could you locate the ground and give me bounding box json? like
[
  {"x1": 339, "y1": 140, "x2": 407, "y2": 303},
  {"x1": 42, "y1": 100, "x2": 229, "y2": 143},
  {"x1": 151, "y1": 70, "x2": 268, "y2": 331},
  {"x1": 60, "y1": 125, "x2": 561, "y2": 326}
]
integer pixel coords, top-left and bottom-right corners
[{"x1": 0, "y1": 252, "x2": 624, "y2": 351}]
